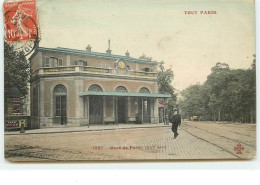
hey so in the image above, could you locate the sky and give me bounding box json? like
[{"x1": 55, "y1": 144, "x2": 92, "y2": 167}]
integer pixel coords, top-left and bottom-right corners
[{"x1": 36, "y1": 0, "x2": 255, "y2": 91}]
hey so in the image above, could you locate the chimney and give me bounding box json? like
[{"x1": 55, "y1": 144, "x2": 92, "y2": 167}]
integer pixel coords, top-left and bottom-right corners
[
  {"x1": 86, "y1": 45, "x2": 92, "y2": 52},
  {"x1": 106, "y1": 39, "x2": 112, "y2": 54},
  {"x1": 125, "y1": 50, "x2": 130, "y2": 57}
]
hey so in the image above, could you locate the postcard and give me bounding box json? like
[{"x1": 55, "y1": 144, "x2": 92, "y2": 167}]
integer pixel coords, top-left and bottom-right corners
[{"x1": 3, "y1": 0, "x2": 256, "y2": 161}]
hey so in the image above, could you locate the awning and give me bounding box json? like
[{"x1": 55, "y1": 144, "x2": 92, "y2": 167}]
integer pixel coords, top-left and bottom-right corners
[
  {"x1": 79, "y1": 91, "x2": 171, "y2": 98},
  {"x1": 158, "y1": 103, "x2": 164, "y2": 108}
]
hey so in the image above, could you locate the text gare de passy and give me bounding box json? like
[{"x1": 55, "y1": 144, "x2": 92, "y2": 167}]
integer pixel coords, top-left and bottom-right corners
[{"x1": 184, "y1": 11, "x2": 217, "y2": 15}]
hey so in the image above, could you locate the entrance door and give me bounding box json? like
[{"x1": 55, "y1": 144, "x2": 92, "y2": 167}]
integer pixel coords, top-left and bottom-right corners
[
  {"x1": 54, "y1": 85, "x2": 67, "y2": 125},
  {"x1": 89, "y1": 96, "x2": 103, "y2": 124},
  {"x1": 138, "y1": 98, "x2": 151, "y2": 123},
  {"x1": 60, "y1": 95, "x2": 67, "y2": 125},
  {"x1": 55, "y1": 95, "x2": 67, "y2": 125},
  {"x1": 117, "y1": 97, "x2": 127, "y2": 123}
]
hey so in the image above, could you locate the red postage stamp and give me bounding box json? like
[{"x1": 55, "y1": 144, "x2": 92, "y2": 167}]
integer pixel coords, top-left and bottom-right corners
[{"x1": 3, "y1": 0, "x2": 39, "y2": 43}]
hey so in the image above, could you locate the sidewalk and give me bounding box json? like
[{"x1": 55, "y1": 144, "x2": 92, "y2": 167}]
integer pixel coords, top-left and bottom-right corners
[{"x1": 5, "y1": 123, "x2": 170, "y2": 135}]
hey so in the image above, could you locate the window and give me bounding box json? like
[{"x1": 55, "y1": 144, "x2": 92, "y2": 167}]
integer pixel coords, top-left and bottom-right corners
[
  {"x1": 144, "y1": 67, "x2": 150, "y2": 72},
  {"x1": 75, "y1": 60, "x2": 87, "y2": 66},
  {"x1": 45, "y1": 58, "x2": 50, "y2": 67},
  {"x1": 50, "y1": 57, "x2": 58, "y2": 65},
  {"x1": 88, "y1": 84, "x2": 103, "y2": 92},
  {"x1": 45, "y1": 57, "x2": 64, "y2": 67},
  {"x1": 58, "y1": 58, "x2": 64, "y2": 66},
  {"x1": 115, "y1": 86, "x2": 128, "y2": 93},
  {"x1": 54, "y1": 85, "x2": 67, "y2": 117},
  {"x1": 139, "y1": 87, "x2": 150, "y2": 93}
]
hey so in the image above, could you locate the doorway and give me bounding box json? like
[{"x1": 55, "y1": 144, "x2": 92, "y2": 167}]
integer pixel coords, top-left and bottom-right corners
[
  {"x1": 117, "y1": 97, "x2": 127, "y2": 123},
  {"x1": 138, "y1": 98, "x2": 151, "y2": 123},
  {"x1": 89, "y1": 96, "x2": 103, "y2": 124}
]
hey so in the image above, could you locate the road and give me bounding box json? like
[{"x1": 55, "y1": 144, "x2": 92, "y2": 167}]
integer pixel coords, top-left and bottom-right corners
[{"x1": 4, "y1": 121, "x2": 256, "y2": 161}]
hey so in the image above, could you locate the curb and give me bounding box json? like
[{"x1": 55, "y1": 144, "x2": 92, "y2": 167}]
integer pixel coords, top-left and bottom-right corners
[{"x1": 4, "y1": 124, "x2": 171, "y2": 136}]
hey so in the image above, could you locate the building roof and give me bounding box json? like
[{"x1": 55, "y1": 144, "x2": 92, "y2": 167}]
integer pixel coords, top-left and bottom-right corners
[{"x1": 37, "y1": 47, "x2": 158, "y2": 65}]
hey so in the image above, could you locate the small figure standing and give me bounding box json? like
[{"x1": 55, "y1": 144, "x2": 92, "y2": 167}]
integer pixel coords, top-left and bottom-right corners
[{"x1": 169, "y1": 108, "x2": 181, "y2": 139}]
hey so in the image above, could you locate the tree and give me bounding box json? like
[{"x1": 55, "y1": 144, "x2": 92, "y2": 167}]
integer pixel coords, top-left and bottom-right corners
[
  {"x1": 139, "y1": 54, "x2": 152, "y2": 61},
  {"x1": 157, "y1": 61, "x2": 174, "y2": 94},
  {"x1": 179, "y1": 59, "x2": 256, "y2": 123},
  {"x1": 205, "y1": 62, "x2": 231, "y2": 121},
  {"x1": 179, "y1": 84, "x2": 207, "y2": 120},
  {"x1": 157, "y1": 61, "x2": 177, "y2": 118},
  {"x1": 4, "y1": 42, "x2": 30, "y2": 97}
]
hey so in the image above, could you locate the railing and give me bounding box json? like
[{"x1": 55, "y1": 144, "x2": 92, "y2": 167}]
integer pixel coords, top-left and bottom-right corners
[
  {"x1": 44, "y1": 66, "x2": 75, "y2": 73},
  {"x1": 33, "y1": 66, "x2": 157, "y2": 78},
  {"x1": 83, "y1": 66, "x2": 112, "y2": 73},
  {"x1": 132, "y1": 71, "x2": 157, "y2": 78}
]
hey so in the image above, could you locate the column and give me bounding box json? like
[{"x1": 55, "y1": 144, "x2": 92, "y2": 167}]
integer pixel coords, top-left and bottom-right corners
[
  {"x1": 141, "y1": 98, "x2": 143, "y2": 124},
  {"x1": 75, "y1": 78, "x2": 84, "y2": 126},
  {"x1": 154, "y1": 98, "x2": 159, "y2": 124},
  {"x1": 38, "y1": 52, "x2": 43, "y2": 67},
  {"x1": 103, "y1": 96, "x2": 106, "y2": 124},
  {"x1": 66, "y1": 55, "x2": 70, "y2": 66},
  {"x1": 112, "y1": 96, "x2": 115, "y2": 122},
  {"x1": 127, "y1": 97, "x2": 131, "y2": 123},
  {"x1": 39, "y1": 79, "x2": 44, "y2": 127},
  {"x1": 87, "y1": 96, "x2": 90, "y2": 127},
  {"x1": 115, "y1": 97, "x2": 118, "y2": 124},
  {"x1": 150, "y1": 98, "x2": 154, "y2": 123}
]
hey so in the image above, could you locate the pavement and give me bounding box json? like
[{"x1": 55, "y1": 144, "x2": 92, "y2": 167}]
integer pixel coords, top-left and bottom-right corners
[
  {"x1": 4, "y1": 122, "x2": 170, "y2": 135},
  {"x1": 4, "y1": 121, "x2": 256, "y2": 161}
]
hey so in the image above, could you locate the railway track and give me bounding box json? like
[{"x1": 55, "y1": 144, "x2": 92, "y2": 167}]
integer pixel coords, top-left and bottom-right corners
[{"x1": 182, "y1": 123, "x2": 255, "y2": 147}]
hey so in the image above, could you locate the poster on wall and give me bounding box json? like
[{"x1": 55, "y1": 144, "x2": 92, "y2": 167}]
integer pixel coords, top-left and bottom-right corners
[{"x1": 3, "y1": 0, "x2": 256, "y2": 161}]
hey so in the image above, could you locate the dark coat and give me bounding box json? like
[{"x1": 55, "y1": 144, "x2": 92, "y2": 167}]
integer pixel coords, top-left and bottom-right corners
[{"x1": 170, "y1": 114, "x2": 181, "y2": 126}]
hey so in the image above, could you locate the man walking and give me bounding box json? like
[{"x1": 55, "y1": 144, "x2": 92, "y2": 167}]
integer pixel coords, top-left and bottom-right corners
[{"x1": 170, "y1": 108, "x2": 181, "y2": 139}]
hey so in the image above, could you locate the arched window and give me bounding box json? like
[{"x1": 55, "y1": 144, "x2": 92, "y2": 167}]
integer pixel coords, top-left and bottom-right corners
[
  {"x1": 115, "y1": 86, "x2": 128, "y2": 93},
  {"x1": 54, "y1": 85, "x2": 67, "y2": 117},
  {"x1": 88, "y1": 84, "x2": 103, "y2": 92},
  {"x1": 139, "y1": 87, "x2": 150, "y2": 93}
]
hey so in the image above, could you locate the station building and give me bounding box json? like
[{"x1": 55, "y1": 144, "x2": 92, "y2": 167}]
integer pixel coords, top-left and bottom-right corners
[{"x1": 29, "y1": 44, "x2": 170, "y2": 128}]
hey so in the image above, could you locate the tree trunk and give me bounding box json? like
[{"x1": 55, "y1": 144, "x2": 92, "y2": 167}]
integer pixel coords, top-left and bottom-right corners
[
  {"x1": 231, "y1": 112, "x2": 235, "y2": 123},
  {"x1": 251, "y1": 104, "x2": 254, "y2": 123},
  {"x1": 218, "y1": 108, "x2": 221, "y2": 122},
  {"x1": 240, "y1": 111, "x2": 244, "y2": 123}
]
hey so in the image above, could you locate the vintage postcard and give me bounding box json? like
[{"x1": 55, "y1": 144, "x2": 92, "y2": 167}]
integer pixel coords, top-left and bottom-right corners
[{"x1": 3, "y1": 0, "x2": 256, "y2": 161}]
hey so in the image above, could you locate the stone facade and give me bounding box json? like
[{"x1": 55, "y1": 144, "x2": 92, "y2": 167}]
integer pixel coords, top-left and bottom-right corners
[{"x1": 30, "y1": 47, "x2": 170, "y2": 128}]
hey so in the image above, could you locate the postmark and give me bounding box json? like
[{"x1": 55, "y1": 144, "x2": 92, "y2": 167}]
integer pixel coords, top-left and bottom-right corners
[{"x1": 3, "y1": 0, "x2": 39, "y2": 56}]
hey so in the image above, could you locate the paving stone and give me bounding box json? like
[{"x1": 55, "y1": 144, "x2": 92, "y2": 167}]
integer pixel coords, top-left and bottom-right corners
[{"x1": 4, "y1": 121, "x2": 256, "y2": 161}]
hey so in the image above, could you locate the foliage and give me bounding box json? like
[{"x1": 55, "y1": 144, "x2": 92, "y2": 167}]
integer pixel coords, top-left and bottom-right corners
[
  {"x1": 4, "y1": 42, "x2": 30, "y2": 97},
  {"x1": 139, "y1": 54, "x2": 152, "y2": 61},
  {"x1": 179, "y1": 58, "x2": 256, "y2": 123},
  {"x1": 156, "y1": 61, "x2": 177, "y2": 116},
  {"x1": 157, "y1": 61, "x2": 174, "y2": 94}
]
